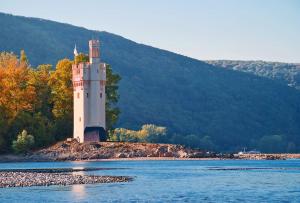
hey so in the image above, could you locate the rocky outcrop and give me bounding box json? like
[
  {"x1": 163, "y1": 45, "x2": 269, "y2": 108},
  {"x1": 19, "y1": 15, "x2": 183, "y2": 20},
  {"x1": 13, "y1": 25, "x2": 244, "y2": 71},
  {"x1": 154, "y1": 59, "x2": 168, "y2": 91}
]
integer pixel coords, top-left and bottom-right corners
[{"x1": 26, "y1": 139, "x2": 210, "y2": 161}]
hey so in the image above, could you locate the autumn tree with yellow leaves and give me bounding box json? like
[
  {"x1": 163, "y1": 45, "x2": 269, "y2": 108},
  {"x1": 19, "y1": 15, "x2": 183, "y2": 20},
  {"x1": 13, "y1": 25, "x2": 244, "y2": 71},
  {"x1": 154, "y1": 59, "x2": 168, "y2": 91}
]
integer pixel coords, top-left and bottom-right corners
[
  {"x1": 0, "y1": 52, "x2": 36, "y2": 119},
  {"x1": 0, "y1": 50, "x2": 122, "y2": 153}
]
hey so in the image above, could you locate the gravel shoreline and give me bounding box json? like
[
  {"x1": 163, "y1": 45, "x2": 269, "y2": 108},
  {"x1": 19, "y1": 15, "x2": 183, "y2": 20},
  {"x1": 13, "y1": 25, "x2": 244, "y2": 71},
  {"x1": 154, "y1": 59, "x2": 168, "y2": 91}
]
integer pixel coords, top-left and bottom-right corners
[
  {"x1": 0, "y1": 167, "x2": 127, "y2": 173},
  {"x1": 0, "y1": 171, "x2": 132, "y2": 188}
]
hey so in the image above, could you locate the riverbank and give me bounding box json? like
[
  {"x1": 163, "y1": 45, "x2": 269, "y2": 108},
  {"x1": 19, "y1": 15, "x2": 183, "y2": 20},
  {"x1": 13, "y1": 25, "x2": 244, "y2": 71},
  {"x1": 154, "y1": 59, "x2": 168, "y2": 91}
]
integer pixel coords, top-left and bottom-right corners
[
  {"x1": 11, "y1": 139, "x2": 218, "y2": 162},
  {"x1": 0, "y1": 168, "x2": 132, "y2": 188},
  {"x1": 0, "y1": 139, "x2": 299, "y2": 162}
]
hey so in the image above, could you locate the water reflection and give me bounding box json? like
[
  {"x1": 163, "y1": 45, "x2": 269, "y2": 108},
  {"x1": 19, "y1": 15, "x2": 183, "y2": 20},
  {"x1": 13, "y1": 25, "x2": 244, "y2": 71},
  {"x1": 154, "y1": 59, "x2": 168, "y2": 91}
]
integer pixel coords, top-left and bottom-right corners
[
  {"x1": 71, "y1": 170, "x2": 87, "y2": 200},
  {"x1": 71, "y1": 184, "x2": 86, "y2": 200}
]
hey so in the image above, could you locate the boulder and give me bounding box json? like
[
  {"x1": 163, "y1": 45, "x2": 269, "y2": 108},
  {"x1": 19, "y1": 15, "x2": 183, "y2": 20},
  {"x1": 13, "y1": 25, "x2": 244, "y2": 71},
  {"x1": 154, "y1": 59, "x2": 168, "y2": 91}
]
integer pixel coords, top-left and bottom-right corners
[{"x1": 116, "y1": 153, "x2": 126, "y2": 158}]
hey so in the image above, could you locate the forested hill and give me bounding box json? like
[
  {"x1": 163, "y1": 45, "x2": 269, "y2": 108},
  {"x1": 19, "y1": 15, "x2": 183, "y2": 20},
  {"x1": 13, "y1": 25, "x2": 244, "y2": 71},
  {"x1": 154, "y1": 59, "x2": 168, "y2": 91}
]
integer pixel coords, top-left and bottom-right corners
[
  {"x1": 207, "y1": 60, "x2": 300, "y2": 90},
  {"x1": 1, "y1": 12, "x2": 300, "y2": 152}
]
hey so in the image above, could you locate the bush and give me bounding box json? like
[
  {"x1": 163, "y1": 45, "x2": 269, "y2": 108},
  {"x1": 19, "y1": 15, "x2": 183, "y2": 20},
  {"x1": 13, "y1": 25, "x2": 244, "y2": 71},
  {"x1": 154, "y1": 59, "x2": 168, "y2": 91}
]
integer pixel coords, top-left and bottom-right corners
[
  {"x1": 12, "y1": 130, "x2": 35, "y2": 154},
  {"x1": 109, "y1": 124, "x2": 167, "y2": 143}
]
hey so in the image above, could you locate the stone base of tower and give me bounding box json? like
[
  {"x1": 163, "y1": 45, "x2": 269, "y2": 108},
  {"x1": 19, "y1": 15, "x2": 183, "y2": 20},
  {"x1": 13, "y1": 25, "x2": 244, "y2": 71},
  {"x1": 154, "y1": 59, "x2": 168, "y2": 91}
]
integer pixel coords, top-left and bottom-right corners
[{"x1": 83, "y1": 127, "x2": 107, "y2": 142}]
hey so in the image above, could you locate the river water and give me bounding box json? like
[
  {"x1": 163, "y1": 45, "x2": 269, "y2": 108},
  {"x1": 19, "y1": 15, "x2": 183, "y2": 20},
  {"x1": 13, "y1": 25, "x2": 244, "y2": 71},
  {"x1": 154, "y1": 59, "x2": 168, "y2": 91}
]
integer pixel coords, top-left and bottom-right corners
[{"x1": 0, "y1": 159, "x2": 300, "y2": 202}]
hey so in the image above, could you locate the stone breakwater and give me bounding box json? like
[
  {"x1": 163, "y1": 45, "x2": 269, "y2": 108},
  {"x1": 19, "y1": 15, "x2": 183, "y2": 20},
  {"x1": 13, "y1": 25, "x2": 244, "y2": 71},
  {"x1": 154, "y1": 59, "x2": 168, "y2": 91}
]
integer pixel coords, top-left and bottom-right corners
[{"x1": 0, "y1": 171, "x2": 132, "y2": 188}]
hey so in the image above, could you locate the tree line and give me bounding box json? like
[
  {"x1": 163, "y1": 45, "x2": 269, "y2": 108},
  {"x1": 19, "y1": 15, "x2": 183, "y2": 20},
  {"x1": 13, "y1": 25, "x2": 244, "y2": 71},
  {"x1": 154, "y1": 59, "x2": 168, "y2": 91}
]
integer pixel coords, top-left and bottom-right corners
[
  {"x1": 0, "y1": 51, "x2": 120, "y2": 153},
  {"x1": 0, "y1": 51, "x2": 297, "y2": 154}
]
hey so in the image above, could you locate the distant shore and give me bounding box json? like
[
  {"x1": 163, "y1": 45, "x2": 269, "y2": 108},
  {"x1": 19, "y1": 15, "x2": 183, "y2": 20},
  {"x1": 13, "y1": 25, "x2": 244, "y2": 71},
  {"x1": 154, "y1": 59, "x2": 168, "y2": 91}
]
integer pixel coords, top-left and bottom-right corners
[
  {"x1": 1, "y1": 154, "x2": 300, "y2": 163},
  {"x1": 234, "y1": 153, "x2": 300, "y2": 160},
  {"x1": 85, "y1": 155, "x2": 300, "y2": 162}
]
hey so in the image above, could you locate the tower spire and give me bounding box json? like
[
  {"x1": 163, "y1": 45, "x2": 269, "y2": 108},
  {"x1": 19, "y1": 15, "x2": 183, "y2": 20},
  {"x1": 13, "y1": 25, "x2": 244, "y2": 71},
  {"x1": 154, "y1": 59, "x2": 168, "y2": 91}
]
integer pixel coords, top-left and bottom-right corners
[{"x1": 74, "y1": 44, "x2": 78, "y2": 56}]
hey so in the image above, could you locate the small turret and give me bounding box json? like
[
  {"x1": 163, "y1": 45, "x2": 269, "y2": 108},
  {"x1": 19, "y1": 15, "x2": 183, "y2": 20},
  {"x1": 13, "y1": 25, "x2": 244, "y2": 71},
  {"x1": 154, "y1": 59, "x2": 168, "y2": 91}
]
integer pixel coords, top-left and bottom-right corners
[
  {"x1": 74, "y1": 44, "x2": 78, "y2": 57},
  {"x1": 89, "y1": 40, "x2": 100, "y2": 64}
]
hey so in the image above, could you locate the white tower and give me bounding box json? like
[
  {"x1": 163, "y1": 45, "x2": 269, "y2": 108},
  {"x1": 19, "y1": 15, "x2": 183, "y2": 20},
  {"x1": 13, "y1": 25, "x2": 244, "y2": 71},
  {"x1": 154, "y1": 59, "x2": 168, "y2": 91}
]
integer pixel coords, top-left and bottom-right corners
[{"x1": 72, "y1": 40, "x2": 106, "y2": 143}]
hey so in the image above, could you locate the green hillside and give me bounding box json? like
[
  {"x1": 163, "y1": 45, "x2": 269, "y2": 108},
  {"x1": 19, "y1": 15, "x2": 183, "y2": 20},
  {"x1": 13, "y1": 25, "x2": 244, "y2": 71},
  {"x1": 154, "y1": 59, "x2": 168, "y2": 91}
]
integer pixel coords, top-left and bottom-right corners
[
  {"x1": 207, "y1": 60, "x2": 300, "y2": 90},
  {"x1": 1, "y1": 13, "x2": 300, "y2": 152}
]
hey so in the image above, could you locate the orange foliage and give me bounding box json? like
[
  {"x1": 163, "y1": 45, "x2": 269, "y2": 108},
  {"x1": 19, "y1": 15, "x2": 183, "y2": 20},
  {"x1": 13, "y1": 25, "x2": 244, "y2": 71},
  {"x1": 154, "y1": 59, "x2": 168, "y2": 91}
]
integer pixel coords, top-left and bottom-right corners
[{"x1": 0, "y1": 52, "x2": 36, "y2": 119}]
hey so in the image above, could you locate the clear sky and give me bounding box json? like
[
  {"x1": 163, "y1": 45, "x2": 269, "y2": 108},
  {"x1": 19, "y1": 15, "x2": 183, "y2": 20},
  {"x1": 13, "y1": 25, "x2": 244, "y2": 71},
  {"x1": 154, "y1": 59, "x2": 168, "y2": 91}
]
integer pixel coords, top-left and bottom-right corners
[{"x1": 1, "y1": 0, "x2": 299, "y2": 63}]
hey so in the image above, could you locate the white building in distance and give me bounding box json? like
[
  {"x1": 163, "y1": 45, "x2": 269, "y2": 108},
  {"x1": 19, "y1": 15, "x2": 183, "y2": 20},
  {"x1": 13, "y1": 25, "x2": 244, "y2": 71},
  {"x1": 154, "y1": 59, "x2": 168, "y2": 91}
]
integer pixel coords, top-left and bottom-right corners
[{"x1": 72, "y1": 40, "x2": 106, "y2": 142}]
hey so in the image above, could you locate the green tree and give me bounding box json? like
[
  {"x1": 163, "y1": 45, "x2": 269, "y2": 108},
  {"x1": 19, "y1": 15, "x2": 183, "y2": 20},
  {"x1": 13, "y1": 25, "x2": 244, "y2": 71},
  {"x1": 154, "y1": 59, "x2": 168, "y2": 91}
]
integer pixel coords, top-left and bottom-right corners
[
  {"x1": 12, "y1": 129, "x2": 35, "y2": 154},
  {"x1": 105, "y1": 64, "x2": 121, "y2": 131},
  {"x1": 286, "y1": 142, "x2": 296, "y2": 153},
  {"x1": 184, "y1": 134, "x2": 201, "y2": 148},
  {"x1": 110, "y1": 128, "x2": 138, "y2": 142},
  {"x1": 140, "y1": 124, "x2": 167, "y2": 143},
  {"x1": 198, "y1": 136, "x2": 216, "y2": 151},
  {"x1": 258, "y1": 135, "x2": 286, "y2": 153},
  {"x1": 170, "y1": 133, "x2": 185, "y2": 145},
  {"x1": 109, "y1": 124, "x2": 167, "y2": 143},
  {"x1": 74, "y1": 53, "x2": 89, "y2": 64},
  {"x1": 29, "y1": 64, "x2": 53, "y2": 118},
  {"x1": 0, "y1": 107, "x2": 8, "y2": 153},
  {"x1": 52, "y1": 116, "x2": 73, "y2": 141},
  {"x1": 8, "y1": 111, "x2": 54, "y2": 148}
]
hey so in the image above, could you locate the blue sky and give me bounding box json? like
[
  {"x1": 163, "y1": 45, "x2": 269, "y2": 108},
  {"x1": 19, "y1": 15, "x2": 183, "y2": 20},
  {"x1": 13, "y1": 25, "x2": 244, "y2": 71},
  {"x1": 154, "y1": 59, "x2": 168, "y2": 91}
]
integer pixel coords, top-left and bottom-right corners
[{"x1": 1, "y1": 0, "x2": 299, "y2": 62}]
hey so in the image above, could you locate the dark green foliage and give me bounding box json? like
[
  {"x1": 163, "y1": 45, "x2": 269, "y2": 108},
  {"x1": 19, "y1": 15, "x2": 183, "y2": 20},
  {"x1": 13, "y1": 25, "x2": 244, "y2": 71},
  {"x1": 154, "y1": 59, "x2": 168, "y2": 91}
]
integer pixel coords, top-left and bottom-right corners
[
  {"x1": 1, "y1": 13, "x2": 300, "y2": 152},
  {"x1": 105, "y1": 64, "x2": 121, "y2": 130},
  {"x1": 7, "y1": 112, "x2": 55, "y2": 149},
  {"x1": 198, "y1": 136, "x2": 216, "y2": 151},
  {"x1": 183, "y1": 134, "x2": 201, "y2": 149},
  {"x1": 31, "y1": 64, "x2": 53, "y2": 118},
  {"x1": 169, "y1": 134, "x2": 216, "y2": 150},
  {"x1": 257, "y1": 135, "x2": 287, "y2": 153},
  {"x1": 52, "y1": 115, "x2": 73, "y2": 141},
  {"x1": 0, "y1": 107, "x2": 9, "y2": 153}
]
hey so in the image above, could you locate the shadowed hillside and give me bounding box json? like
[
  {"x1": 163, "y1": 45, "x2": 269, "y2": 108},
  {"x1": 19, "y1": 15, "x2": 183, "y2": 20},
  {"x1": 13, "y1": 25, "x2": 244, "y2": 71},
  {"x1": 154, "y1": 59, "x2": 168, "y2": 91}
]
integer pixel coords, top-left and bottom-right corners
[{"x1": 1, "y1": 12, "x2": 300, "y2": 151}]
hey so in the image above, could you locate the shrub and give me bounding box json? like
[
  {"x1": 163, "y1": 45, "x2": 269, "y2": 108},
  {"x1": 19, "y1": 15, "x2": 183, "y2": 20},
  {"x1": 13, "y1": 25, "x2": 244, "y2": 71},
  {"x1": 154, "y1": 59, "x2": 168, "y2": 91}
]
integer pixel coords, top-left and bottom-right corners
[{"x1": 12, "y1": 130, "x2": 35, "y2": 154}]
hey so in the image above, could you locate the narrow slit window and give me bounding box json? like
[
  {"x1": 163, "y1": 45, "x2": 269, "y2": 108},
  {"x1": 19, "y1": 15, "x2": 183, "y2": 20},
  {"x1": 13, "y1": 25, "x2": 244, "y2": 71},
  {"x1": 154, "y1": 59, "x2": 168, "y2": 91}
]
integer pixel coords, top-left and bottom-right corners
[{"x1": 100, "y1": 93, "x2": 102, "y2": 98}]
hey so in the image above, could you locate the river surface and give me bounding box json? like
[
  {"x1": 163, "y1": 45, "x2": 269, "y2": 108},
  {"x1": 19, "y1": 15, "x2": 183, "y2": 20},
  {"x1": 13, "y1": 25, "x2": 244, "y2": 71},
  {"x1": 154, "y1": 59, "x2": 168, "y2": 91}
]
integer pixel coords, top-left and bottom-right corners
[{"x1": 0, "y1": 159, "x2": 300, "y2": 202}]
